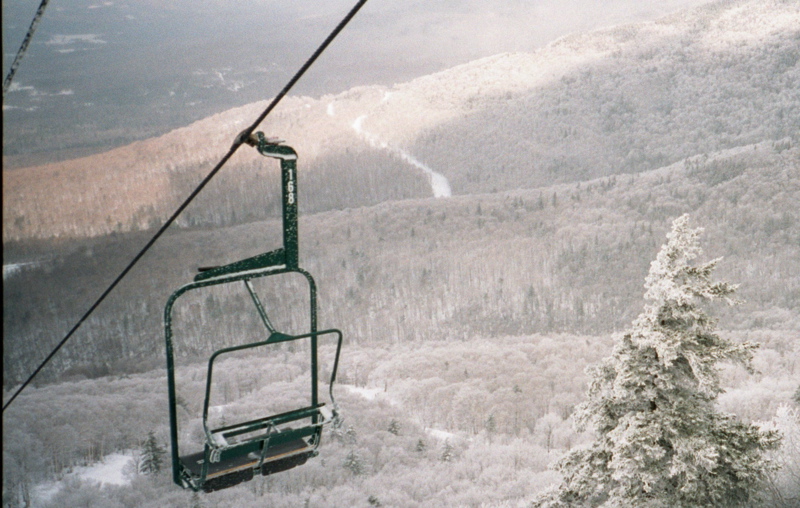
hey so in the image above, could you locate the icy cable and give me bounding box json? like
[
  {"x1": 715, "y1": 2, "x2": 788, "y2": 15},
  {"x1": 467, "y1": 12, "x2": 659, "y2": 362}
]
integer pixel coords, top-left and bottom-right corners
[
  {"x1": 2, "y1": 0, "x2": 370, "y2": 413},
  {"x1": 2, "y1": 0, "x2": 51, "y2": 98}
]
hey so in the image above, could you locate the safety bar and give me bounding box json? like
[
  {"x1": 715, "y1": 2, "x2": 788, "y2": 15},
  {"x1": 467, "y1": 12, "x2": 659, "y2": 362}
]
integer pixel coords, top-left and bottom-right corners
[{"x1": 202, "y1": 329, "x2": 343, "y2": 447}]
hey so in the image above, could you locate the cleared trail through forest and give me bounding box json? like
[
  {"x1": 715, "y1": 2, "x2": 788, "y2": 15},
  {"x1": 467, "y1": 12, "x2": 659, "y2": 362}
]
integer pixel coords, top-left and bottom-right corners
[
  {"x1": 343, "y1": 384, "x2": 457, "y2": 441},
  {"x1": 347, "y1": 111, "x2": 452, "y2": 198}
]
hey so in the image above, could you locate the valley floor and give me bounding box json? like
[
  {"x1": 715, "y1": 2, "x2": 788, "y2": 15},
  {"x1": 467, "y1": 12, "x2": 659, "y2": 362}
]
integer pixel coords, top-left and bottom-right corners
[{"x1": 5, "y1": 331, "x2": 798, "y2": 507}]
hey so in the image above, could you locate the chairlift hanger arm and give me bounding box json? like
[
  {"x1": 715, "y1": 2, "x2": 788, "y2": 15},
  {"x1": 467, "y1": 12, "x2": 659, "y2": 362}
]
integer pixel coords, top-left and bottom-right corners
[{"x1": 194, "y1": 133, "x2": 299, "y2": 281}]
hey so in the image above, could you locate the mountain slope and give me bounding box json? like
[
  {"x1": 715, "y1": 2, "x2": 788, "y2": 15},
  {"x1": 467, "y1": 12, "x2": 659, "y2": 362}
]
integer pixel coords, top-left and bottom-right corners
[
  {"x1": 4, "y1": 140, "x2": 798, "y2": 385},
  {"x1": 3, "y1": 0, "x2": 798, "y2": 243},
  {"x1": 409, "y1": 0, "x2": 800, "y2": 193}
]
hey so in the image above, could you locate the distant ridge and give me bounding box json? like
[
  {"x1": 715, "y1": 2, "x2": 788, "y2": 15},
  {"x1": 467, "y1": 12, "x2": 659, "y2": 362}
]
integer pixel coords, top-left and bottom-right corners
[{"x1": 3, "y1": 0, "x2": 798, "y2": 242}]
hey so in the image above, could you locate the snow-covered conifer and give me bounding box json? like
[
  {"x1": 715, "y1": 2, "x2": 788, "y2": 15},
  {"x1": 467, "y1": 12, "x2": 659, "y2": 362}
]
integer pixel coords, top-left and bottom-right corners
[
  {"x1": 139, "y1": 431, "x2": 166, "y2": 475},
  {"x1": 344, "y1": 450, "x2": 365, "y2": 476},
  {"x1": 345, "y1": 425, "x2": 358, "y2": 445},
  {"x1": 440, "y1": 440, "x2": 454, "y2": 463},
  {"x1": 534, "y1": 215, "x2": 779, "y2": 507},
  {"x1": 486, "y1": 413, "x2": 497, "y2": 435},
  {"x1": 758, "y1": 404, "x2": 800, "y2": 507}
]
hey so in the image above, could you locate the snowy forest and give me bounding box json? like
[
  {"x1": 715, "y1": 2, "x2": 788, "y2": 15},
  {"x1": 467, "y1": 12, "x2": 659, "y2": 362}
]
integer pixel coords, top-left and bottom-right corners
[{"x1": 3, "y1": 0, "x2": 800, "y2": 506}]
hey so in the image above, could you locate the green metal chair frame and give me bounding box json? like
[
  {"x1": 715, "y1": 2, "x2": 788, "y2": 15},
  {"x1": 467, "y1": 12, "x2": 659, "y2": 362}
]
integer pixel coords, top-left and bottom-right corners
[{"x1": 164, "y1": 134, "x2": 342, "y2": 492}]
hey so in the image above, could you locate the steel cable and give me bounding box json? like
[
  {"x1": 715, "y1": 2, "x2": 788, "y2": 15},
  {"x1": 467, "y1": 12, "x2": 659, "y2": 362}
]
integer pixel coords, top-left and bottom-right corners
[
  {"x1": 2, "y1": 0, "x2": 51, "y2": 98},
  {"x1": 3, "y1": 0, "x2": 369, "y2": 412}
]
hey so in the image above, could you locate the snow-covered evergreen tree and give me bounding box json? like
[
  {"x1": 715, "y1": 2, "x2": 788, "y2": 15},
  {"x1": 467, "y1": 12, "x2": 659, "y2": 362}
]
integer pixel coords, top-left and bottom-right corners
[
  {"x1": 758, "y1": 405, "x2": 800, "y2": 507},
  {"x1": 139, "y1": 431, "x2": 166, "y2": 475},
  {"x1": 344, "y1": 450, "x2": 365, "y2": 476},
  {"x1": 345, "y1": 425, "x2": 358, "y2": 445},
  {"x1": 534, "y1": 215, "x2": 779, "y2": 507},
  {"x1": 486, "y1": 413, "x2": 497, "y2": 435},
  {"x1": 440, "y1": 440, "x2": 454, "y2": 463}
]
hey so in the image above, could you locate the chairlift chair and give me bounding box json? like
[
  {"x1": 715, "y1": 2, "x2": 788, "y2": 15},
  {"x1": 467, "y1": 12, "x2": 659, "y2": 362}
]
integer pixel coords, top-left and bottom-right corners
[{"x1": 164, "y1": 133, "x2": 343, "y2": 492}]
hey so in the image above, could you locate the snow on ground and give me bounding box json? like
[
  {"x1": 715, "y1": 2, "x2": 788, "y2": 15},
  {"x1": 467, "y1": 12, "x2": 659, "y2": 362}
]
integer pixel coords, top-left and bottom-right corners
[
  {"x1": 45, "y1": 34, "x2": 107, "y2": 45},
  {"x1": 343, "y1": 384, "x2": 386, "y2": 401},
  {"x1": 343, "y1": 385, "x2": 458, "y2": 442},
  {"x1": 30, "y1": 483, "x2": 61, "y2": 508},
  {"x1": 72, "y1": 452, "x2": 132, "y2": 486},
  {"x1": 31, "y1": 452, "x2": 133, "y2": 507},
  {"x1": 3, "y1": 261, "x2": 39, "y2": 279},
  {"x1": 427, "y1": 428, "x2": 457, "y2": 441}
]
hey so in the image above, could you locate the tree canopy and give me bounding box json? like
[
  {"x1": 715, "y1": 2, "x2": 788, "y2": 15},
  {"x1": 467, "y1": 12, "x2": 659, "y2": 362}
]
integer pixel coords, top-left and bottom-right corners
[{"x1": 535, "y1": 215, "x2": 780, "y2": 507}]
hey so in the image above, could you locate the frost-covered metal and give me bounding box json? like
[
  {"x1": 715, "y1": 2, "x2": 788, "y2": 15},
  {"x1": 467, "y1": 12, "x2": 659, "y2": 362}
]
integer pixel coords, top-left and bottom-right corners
[{"x1": 164, "y1": 134, "x2": 342, "y2": 492}]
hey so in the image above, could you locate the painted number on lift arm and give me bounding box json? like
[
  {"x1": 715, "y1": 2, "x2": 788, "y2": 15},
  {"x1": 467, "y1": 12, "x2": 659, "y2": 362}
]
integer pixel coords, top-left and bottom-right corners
[{"x1": 287, "y1": 168, "x2": 296, "y2": 205}]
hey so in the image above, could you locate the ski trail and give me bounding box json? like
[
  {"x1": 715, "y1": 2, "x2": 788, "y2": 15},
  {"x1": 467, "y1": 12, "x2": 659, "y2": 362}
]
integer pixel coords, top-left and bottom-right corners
[
  {"x1": 343, "y1": 384, "x2": 458, "y2": 441},
  {"x1": 3, "y1": 261, "x2": 39, "y2": 279},
  {"x1": 351, "y1": 115, "x2": 451, "y2": 198}
]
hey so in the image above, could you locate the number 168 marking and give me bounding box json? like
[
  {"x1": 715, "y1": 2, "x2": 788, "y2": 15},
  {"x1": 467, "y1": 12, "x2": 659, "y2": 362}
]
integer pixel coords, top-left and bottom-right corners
[{"x1": 287, "y1": 169, "x2": 296, "y2": 205}]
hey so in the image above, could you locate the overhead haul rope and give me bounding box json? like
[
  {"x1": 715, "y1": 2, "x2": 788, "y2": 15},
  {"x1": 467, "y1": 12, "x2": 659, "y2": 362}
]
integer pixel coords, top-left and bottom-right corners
[
  {"x1": 2, "y1": 0, "x2": 370, "y2": 413},
  {"x1": 2, "y1": 0, "x2": 51, "y2": 98}
]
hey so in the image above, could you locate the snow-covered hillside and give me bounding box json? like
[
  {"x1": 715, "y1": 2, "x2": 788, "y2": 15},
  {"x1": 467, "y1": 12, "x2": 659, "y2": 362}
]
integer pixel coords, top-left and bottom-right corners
[
  {"x1": 3, "y1": 0, "x2": 798, "y2": 242},
  {"x1": 4, "y1": 1, "x2": 800, "y2": 505}
]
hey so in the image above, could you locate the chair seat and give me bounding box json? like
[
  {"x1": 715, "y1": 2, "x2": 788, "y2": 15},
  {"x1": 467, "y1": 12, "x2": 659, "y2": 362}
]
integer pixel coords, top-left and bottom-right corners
[{"x1": 180, "y1": 437, "x2": 312, "y2": 478}]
